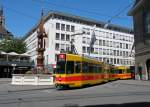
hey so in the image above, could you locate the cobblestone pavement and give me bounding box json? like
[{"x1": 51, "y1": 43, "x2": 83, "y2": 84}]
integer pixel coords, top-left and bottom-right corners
[{"x1": 0, "y1": 79, "x2": 150, "y2": 107}]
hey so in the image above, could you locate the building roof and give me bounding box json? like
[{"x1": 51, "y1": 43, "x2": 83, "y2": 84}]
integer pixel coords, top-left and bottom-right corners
[
  {"x1": 128, "y1": 0, "x2": 145, "y2": 15},
  {"x1": 24, "y1": 10, "x2": 133, "y2": 39}
]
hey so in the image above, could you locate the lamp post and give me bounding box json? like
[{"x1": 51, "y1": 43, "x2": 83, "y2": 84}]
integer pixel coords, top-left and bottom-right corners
[
  {"x1": 11, "y1": 64, "x2": 16, "y2": 76},
  {"x1": 69, "y1": 30, "x2": 85, "y2": 54}
]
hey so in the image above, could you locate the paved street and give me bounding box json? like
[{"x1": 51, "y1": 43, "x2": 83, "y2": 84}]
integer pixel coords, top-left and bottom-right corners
[{"x1": 0, "y1": 79, "x2": 150, "y2": 107}]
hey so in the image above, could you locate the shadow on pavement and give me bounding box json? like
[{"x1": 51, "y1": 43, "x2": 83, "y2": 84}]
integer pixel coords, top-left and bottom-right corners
[
  {"x1": 57, "y1": 81, "x2": 115, "y2": 91},
  {"x1": 63, "y1": 102, "x2": 150, "y2": 107}
]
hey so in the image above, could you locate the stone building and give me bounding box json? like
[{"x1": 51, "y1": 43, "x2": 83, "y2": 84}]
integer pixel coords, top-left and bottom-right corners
[{"x1": 128, "y1": 0, "x2": 150, "y2": 80}]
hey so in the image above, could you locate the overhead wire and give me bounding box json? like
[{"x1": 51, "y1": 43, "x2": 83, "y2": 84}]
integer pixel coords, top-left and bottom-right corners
[
  {"x1": 4, "y1": 6, "x2": 39, "y2": 21},
  {"x1": 32, "y1": 0, "x2": 132, "y2": 21},
  {"x1": 3, "y1": 0, "x2": 134, "y2": 36},
  {"x1": 2, "y1": 0, "x2": 133, "y2": 24}
]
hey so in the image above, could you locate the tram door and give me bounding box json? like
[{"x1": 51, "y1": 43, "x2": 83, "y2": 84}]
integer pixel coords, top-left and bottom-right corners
[{"x1": 146, "y1": 59, "x2": 150, "y2": 80}]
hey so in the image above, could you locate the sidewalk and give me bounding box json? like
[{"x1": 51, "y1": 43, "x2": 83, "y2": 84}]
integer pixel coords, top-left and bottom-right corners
[
  {"x1": 116, "y1": 80, "x2": 150, "y2": 87},
  {"x1": 0, "y1": 78, "x2": 11, "y2": 84},
  {"x1": 0, "y1": 78, "x2": 55, "y2": 92}
]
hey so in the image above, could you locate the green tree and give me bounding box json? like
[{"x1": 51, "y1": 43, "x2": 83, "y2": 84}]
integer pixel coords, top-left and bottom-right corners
[{"x1": 0, "y1": 37, "x2": 27, "y2": 54}]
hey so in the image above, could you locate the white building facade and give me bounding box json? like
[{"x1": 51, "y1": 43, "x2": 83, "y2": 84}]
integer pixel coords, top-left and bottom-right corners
[{"x1": 24, "y1": 11, "x2": 134, "y2": 71}]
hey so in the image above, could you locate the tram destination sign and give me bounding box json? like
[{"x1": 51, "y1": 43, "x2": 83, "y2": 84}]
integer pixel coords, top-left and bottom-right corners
[{"x1": 57, "y1": 54, "x2": 66, "y2": 61}]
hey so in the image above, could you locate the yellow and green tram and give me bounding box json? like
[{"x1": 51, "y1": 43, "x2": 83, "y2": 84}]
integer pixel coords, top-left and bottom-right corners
[
  {"x1": 113, "y1": 66, "x2": 133, "y2": 80},
  {"x1": 54, "y1": 53, "x2": 132, "y2": 89}
]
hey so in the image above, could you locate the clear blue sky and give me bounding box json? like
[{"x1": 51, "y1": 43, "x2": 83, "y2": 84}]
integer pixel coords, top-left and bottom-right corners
[{"x1": 0, "y1": 0, "x2": 134, "y2": 37}]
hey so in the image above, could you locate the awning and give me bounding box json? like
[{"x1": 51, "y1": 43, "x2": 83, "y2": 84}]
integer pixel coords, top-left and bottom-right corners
[
  {"x1": 20, "y1": 53, "x2": 31, "y2": 57},
  {"x1": 0, "y1": 51, "x2": 7, "y2": 55},
  {"x1": 7, "y1": 52, "x2": 19, "y2": 56}
]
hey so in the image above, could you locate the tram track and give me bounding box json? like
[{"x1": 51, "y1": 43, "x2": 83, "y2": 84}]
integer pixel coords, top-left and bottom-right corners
[{"x1": 0, "y1": 90, "x2": 150, "y2": 105}]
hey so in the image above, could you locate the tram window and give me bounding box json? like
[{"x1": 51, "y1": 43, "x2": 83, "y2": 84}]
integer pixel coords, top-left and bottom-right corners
[
  {"x1": 110, "y1": 68, "x2": 114, "y2": 73},
  {"x1": 95, "y1": 65, "x2": 99, "y2": 73},
  {"x1": 95, "y1": 66, "x2": 98, "y2": 73},
  {"x1": 75, "y1": 62, "x2": 81, "y2": 73},
  {"x1": 89, "y1": 64, "x2": 94, "y2": 73},
  {"x1": 93, "y1": 65, "x2": 97, "y2": 73},
  {"x1": 82, "y1": 62, "x2": 88, "y2": 73},
  {"x1": 115, "y1": 70, "x2": 119, "y2": 74},
  {"x1": 119, "y1": 69, "x2": 122, "y2": 74},
  {"x1": 98, "y1": 66, "x2": 102, "y2": 73},
  {"x1": 56, "y1": 61, "x2": 65, "y2": 74},
  {"x1": 127, "y1": 68, "x2": 131, "y2": 73},
  {"x1": 66, "y1": 61, "x2": 74, "y2": 74}
]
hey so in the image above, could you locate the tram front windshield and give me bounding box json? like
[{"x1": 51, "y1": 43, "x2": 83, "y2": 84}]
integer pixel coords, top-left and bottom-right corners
[{"x1": 56, "y1": 61, "x2": 65, "y2": 74}]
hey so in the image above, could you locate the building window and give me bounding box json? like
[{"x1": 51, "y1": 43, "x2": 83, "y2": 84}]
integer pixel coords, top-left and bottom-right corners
[
  {"x1": 123, "y1": 51, "x2": 125, "y2": 57},
  {"x1": 120, "y1": 43, "x2": 122, "y2": 48},
  {"x1": 126, "y1": 44, "x2": 128, "y2": 49},
  {"x1": 120, "y1": 51, "x2": 122, "y2": 56},
  {"x1": 87, "y1": 38, "x2": 90, "y2": 44},
  {"x1": 87, "y1": 47, "x2": 90, "y2": 53},
  {"x1": 103, "y1": 40, "x2": 105, "y2": 46},
  {"x1": 95, "y1": 48, "x2": 99, "y2": 54},
  {"x1": 87, "y1": 31, "x2": 90, "y2": 35},
  {"x1": 107, "y1": 58, "x2": 109, "y2": 63},
  {"x1": 114, "y1": 50, "x2": 116, "y2": 56},
  {"x1": 99, "y1": 48, "x2": 102, "y2": 55},
  {"x1": 116, "y1": 42, "x2": 119, "y2": 48},
  {"x1": 66, "y1": 25, "x2": 70, "y2": 31},
  {"x1": 82, "y1": 37, "x2": 86, "y2": 44},
  {"x1": 71, "y1": 26, "x2": 75, "y2": 32},
  {"x1": 114, "y1": 58, "x2": 116, "y2": 64},
  {"x1": 110, "y1": 41, "x2": 112, "y2": 47},
  {"x1": 145, "y1": 12, "x2": 150, "y2": 34},
  {"x1": 110, "y1": 58, "x2": 113, "y2": 64},
  {"x1": 103, "y1": 57, "x2": 106, "y2": 62},
  {"x1": 113, "y1": 34, "x2": 115, "y2": 39},
  {"x1": 61, "y1": 44, "x2": 65, "y2": 52},
  {"x1": 117, "y1": 50, "x2": 119, "y2": 56},
  {"x1": 61, "y1": 24, "x2": 65, "y2": 31},
  {"x1": 103, "y1": 49, "x2": 106, "y2": 55},
  {"x1": 117, "y1": 59, "x2": 119, "y2": 64},
  {"x1": 66, "y1": 44, "x2": 70, "y2": 52},
  {"x1": 126, "y1": 51, "x2": 128, "y2": 57},
  {"x1": 95, "y1": 39, "x2": 99, "y2": 45},
  {"x1": 99, "y1": 40, "x2": 102, "y2": 46},
  {"x1": 66, "y1": 34, "x2": 70, "y2": 41},
  {"x1": 82, "y1": 46, "x2": 86, "y2": 53},
  {"x1": 56, "y1": 23, "x2": 60, "y2": 30},
  {"x1": 61, "y1": 34, "x2": 65, "y2": 41},
  {"x1": 55, "y1": 43, "x2": 59, "y2": 50},
  {"x1": 106, "y1": 49, "x2": 109, "y2": 55},
  {"x1": 55, "y1": 33, "x2": 60, "y2": 40}
]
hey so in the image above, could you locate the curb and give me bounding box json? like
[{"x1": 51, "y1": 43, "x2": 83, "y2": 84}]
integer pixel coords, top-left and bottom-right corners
[{"x1": 7, "y1": 86, "x2": 55, "y2": 92}]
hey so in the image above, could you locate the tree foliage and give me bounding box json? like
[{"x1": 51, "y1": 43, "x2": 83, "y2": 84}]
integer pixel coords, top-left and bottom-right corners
[{"x1": 0, "y1": 37, "x2": 27, "y2": 54}]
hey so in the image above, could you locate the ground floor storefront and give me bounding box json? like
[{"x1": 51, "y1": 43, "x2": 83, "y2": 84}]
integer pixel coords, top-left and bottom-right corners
[
  {"x1": 135, "y1": 52, "x2": 150, "y2": 80},
  {"x1": 0, "y1": 66, "x2": 31, "y2": 78},
  {"x1": 0, "y1": 66, "x2": 12, "y2": 78},
  {"x1": 0, "y1": 59, "x2": 32, "y2": 78}
]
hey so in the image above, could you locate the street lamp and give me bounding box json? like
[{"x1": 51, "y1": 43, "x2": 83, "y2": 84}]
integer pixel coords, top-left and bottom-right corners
[{"x1": 11, "y1": 64, "x2": 16, "y2": 75}]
